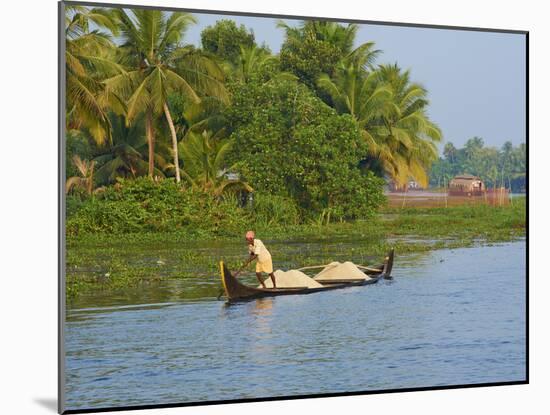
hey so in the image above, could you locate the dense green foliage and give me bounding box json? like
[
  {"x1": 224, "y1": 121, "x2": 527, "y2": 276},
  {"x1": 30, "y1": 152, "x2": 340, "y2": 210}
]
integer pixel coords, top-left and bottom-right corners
[
  {"x1": 63, "y1": 7, "x2": 527, "y2": 305},
  {"x1": 226, "y1": 79, "x2": 385, "y2": 219},
  {"x1": 279, "y1": 22, "x2": 345, "y2": 89},
  {"x1": 429, "y1": 138, "x2": 526, "y2": 191},
  {"x1": 66, "y1": 130, "x2": 94, "y2": 178},
  {"x1": 66, "y1": 174, "x2": 381, "y2": 237},
  {"x1": 200, "y1": 19, "x2": 257, "y2": 64},
  {"x1": 318, "y1": 60, "x2": 442, "y2": 187},
  {"x1": 66, "y1": 177, "x2": 326, "y2": 236},
  {"x1": 67, "y1": 198, "x2": 526, "y2": 300},
  {"x1": 278, "y1": 21, "x2": 363, "y2": 90},
  {"x1": 252, "y1": 194, "x2": 301, "y2": 227},
  {"x1": 67, "y1": 178, "x2": 249, "y2": 236},
  {"x1": 68, "y1": 6, "x2": 532, "y2": 235}
]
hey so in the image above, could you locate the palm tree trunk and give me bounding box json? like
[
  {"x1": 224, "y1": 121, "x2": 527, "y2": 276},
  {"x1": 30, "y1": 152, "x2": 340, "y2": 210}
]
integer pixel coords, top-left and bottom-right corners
[
  {"x1": 87, "y1": 162, "x2": 95, "y2": 196},
  {"x1": 146, "y1": 110, "x2": 155, "y2": 178},
  {"x1": 163, "y1": 102, "x2": 181, "y2": 183}
]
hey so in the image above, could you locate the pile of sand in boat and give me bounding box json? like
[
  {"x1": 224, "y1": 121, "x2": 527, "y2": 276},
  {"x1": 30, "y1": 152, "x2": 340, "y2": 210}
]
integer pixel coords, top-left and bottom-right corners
[{"x1": 259, "y1": 261, "x2": 372, "y2": 288}]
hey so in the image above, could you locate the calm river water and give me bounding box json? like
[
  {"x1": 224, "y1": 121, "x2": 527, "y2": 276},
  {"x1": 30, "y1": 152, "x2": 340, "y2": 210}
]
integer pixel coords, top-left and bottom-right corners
[{"x1": 64, "y1": 241, "x2": 526, "y2": 410}]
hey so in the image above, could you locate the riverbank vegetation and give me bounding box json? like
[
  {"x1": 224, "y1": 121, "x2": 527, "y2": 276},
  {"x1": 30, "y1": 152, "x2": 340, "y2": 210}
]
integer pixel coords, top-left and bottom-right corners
[
  {"x1": 64, "y1": 6, "x2": 527, "y2": 302},
  {"x1": 67, "y1": 198, "x2": 525, "y2": 301},
  {"x1": 65, "y1": 6, "x2": 443, "y2": 225},
  {"x1": 429, "y1": 138, "x2": 526, "y2": 192},
  {"x1": 69, "y1": 196, "x2": 525, "y2": 245}
]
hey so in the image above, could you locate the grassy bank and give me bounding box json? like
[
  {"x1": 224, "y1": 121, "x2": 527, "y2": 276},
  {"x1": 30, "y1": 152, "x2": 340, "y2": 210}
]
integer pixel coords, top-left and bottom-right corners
[
  {"x1": 69, "y1": 199, "x2": 525, "y2": 247},
  {"x1": 66, "y1": 199, "x2": 525, "y2": 302},
  {"x1": 379, "y1": 198, "x2": 525, "y2": 241}
]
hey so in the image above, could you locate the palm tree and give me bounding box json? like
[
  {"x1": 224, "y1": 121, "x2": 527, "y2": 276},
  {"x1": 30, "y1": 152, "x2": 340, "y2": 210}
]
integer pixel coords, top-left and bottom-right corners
[
  {"x1": 464, "y1": 136, "x2": 484, "y2": 158},
  {"x1": 164, "y1": 96, "x2": 229, "y2": 178},
  {"x1": 217, "y1": 44, "x2": 296, "y2": 85},
  {"x1": 443, "y1": 142, "x2": 458, "y2": 163},
  {"x1": 172, "y1": 97, "x2": 227, "y2": 141},
  {"x1": 463, "y1": 136, "x2": 485, "y2": 174},
  {"x1": 233, "y1": 45, "x2": 281, "y2": 83},
  {"x1": 514, "y1": 143, "x2": 526, "y2": 173},
  {"x1": 277, "y1": 20, "x2": 358, "y2": 55},
  {"x1": 65, "y1": 6, "x2": 124, "y2": 144},
  {"x1": 66, "y1": 155, "x2": 96, "y2": 195},
  {"x1": 318, "y1": 65, "x2": 396, "y2": 179},
  {"x1": 277, "y1": 20, "x2": 362, "y2": 89},
  {"x1": 371, "y1": 64, "x2": 442, "y2": 187},
  {"x1": 317, "y1": 42, "x2": 387, "y2": 116},
  {"x1": 316, "y1": 39, "x2": 440, "y2": 187},
  {"x1": 179, "y1": 131, "x2": 253, "y2": 196},
  {"x1": 309, "y1": 21, "x2": 360, "y2": 55},
  {"x1": 317, "y1": 50, "x2": 392, "y2": 173},
  {"x1": 319, "y1": 62, "x2": 441, "y2": 186},
  {"x1": 105, "y1": 9, "x2": 227, "y2": 182},
  {"x1": 93, "y1": 113, "x2": 166, "y2": 184}
]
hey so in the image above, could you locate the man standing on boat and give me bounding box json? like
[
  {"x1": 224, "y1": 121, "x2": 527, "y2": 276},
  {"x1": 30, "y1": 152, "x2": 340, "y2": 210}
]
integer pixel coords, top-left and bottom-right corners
[{"x1": 245, "y1": 231, "x2": 277, "y2": 289}]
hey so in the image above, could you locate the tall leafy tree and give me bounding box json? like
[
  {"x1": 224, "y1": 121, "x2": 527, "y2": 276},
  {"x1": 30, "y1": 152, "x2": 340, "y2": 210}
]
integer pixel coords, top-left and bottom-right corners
[
  {"x1": 234, "y1": 45, "x2": 278, "y2": 83},
  {"x1": 317, "y1": 42, "x2": 388, "y2": 118},
  {"x1": 307, "y1": 21, "x2": 359, "y2": 54},
  {"x1": 463, "y1": 136, "x2": 485, "y2": 173},
  {"x1": 65, "y1": 5, "x2": 124, "y2": 144},
  {"x1": 93, "y1": 113, "x2": 158, "y2": 185},
  {"x1": 280, "y1": 19, "x2": 442, "y2": 187},
  {"x1": 500, "y1": 140, "x2": 515, "y2": 183},
  {"x1": 318, "y1": 55, "x2": 441, "y2": 186},
  {"x1": 229, "y1": 45, "x2": 297, "y2": 84},
  {"x1": 443, "y1": 142, "x2": 458, "y2": 163},
  {"x1": 464, "y1": 136, "x2": 484, "y2": 157},
  {"x1": 317, "y1": 48, "x2": 391, "y2": 169},
  {"x1": 200, "y1": 19, "x2": 256, "y2": 64},
  {"x1": 226, "y1": 78, "x2": 385, "y2": 219},
  {"x1": 429, "y1": 139, "x2": 526, "y2": 191},
  {"x1": 105, "y1": 9, "x2": 227, "y2": 182},
  {"x1": 278, "y1": 20, "x2": 359, "y2": 55},
  {"x1": 180, "y1": 131, "x2": 253, "y2": 196},
  {"x1": 373, "y1": 64, "x2": 442, "y2": 186},
  {"x1": 169, "y1": 97, "x2": 227, "y2": 143},
  {"x1": 278, "y1": 20, "x2": 351, "y2": 89}
]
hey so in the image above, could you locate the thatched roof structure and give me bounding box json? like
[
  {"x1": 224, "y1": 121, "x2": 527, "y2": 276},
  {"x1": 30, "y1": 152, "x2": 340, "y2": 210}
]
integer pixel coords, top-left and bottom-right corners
[{"x1": 449, "y1": 175, "x2": 485, "y2": 193}]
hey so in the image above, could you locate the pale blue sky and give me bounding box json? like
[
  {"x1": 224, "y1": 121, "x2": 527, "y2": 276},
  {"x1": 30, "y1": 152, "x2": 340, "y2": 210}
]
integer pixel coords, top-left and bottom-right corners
[{"x1": 184, "y1": 13, "x2": 526, "y2": 150}]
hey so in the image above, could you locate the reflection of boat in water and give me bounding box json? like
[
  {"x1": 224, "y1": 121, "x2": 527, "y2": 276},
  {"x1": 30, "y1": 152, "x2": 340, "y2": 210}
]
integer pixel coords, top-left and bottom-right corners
[{"x1": 220, "y1": 249, "x2": 394, "y2": 302}]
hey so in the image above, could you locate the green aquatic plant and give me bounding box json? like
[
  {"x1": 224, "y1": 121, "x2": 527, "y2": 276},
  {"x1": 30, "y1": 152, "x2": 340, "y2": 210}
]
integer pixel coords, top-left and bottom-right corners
[{"x1": 66, "y1": 200, "x2": 525, "y2": 302}]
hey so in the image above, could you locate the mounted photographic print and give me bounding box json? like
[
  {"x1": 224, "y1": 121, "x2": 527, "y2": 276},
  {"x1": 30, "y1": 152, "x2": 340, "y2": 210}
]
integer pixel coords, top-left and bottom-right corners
[{"x1": 59, "y1": 0, "x2": 528, "y2": 413}]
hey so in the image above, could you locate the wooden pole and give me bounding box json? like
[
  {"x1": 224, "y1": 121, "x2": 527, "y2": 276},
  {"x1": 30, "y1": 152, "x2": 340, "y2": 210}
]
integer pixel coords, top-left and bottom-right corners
[
  {"x1": 509, "y1": 176, "x2": 514, "y2": 206},
  {"x1": 438, "y1": 177, "x2": 441, "y2": 207},
  {"x1": 444, "y1": 177, "x2": 448, "y2": 208}
]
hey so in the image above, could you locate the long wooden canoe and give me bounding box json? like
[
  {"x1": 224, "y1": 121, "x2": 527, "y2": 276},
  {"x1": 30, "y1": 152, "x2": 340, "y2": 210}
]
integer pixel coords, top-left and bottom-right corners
[{"x1": 220, "y1": 249, "x2": 394, "y2": 302}]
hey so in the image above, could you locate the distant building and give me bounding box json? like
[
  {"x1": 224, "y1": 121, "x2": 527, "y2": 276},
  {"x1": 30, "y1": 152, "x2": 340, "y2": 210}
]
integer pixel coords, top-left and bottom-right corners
[
  {"x1": 387, "y1": 180, "x2": 423, "y2": 192},
  {"x1": 448, "y1": 175, "x2": 485, "y2": 196},
  {"x1": 408, "y1": 180, "x2": 422, "y2": 190}
]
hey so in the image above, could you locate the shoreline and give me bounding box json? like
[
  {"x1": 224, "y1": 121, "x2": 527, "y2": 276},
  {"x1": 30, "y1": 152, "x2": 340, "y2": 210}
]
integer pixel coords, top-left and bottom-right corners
[{"x1": 66, "y1": 200, "x2": 526, "y2": 302}]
